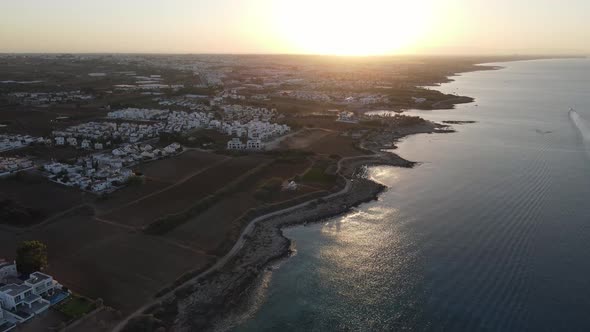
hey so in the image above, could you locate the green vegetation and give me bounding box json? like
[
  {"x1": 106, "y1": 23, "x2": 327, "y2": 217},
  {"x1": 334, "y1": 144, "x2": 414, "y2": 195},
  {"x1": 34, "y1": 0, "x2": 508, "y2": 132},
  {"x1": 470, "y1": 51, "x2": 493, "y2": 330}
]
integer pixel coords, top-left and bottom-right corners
[
  {"x1": 301, "y1": 167, "x2": 337, "y2": 184},
  {"x1": 159, "y1": 130, "x2": 227, "y2": 149},
  {"x1": 301, "y1": 159, "x2": 338, "y2": 185},
  {"x1": 55, "y1": 295, "x2": 96, "y2": 320},
  {"x1": 254, "y1": 177, "x2": 283, "y2": 201},
  {"x1": 126, "y1": 175, "x2": 145, "y2": 186},
  {"x1": 144, "y1": 194, "x2": 221, "y2": 235},
  {"x1": 16, "y1": 240, "x2": 48, "y2": 275}
]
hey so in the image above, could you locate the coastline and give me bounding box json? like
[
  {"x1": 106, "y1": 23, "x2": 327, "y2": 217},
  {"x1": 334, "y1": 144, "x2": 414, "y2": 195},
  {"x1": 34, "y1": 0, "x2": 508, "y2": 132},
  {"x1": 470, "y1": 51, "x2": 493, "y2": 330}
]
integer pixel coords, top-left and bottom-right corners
[
  {"x1": 117, "y1": 123, "x2": 452, "y2": 332},
  {"x1": 117, "y1": 61, "x2": 516, "y2": 332}
]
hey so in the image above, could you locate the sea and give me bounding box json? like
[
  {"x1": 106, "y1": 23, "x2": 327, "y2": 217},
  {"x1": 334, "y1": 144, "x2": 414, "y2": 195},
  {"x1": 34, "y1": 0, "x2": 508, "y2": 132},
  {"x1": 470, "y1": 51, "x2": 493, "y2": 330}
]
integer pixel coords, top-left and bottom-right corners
[{"x1": 231, "y1": 58, "x2": 590, "y2": 332}]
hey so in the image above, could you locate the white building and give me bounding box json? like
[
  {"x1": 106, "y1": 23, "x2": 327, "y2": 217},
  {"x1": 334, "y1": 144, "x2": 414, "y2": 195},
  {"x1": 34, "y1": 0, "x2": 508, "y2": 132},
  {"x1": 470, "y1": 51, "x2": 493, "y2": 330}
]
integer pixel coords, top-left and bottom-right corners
[
  {"x1": 246, "y1": 139, "x2": 264, "y2": 150},
  {"x1": 0, "y1": 306, "x2": 15, "y2": 331},
  {"x1": 227, "y1": 138, "x2": 244, "y2": 150},
  {"x1": 283, "y1": 181, "x2": 298, "y2": 191},
  {"x1": 0, "y1": 261, "x2": 16, "y2": 283},
  {"x1": 66, "y1": 137, "x2": 77, "y2": 147},
  {"x1": 80, "y1": 139, "x2": 91, "y2": 149},
  {"x1": 55, "y1": 137, "x2": 65, "y2": 146},
  {"x1": 0, "y1": 284, "x2": 49, "y2": 321},
  {"x1": 43, "y1": 163, "x2": 64, "y2": 174},
  {"x1": 91, "y1": 181, "x2": 110, "y2": 192},
  {"x1": 337, "y1": 111, "x2": 357, "y2": 123},
  {"x1": 0, "y1": 272, "x2": 62, "y2": 323}
]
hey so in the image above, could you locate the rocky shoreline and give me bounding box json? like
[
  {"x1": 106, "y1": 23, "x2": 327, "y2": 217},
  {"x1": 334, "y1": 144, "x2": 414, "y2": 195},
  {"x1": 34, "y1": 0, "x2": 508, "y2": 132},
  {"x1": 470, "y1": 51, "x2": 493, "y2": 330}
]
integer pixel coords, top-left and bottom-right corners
[
  {"x1": 125, "y1": 125, "x2": 451, "y2": 332},
  {"x1": 170, "y1": 169, "x2": 392, "y2": 331}
]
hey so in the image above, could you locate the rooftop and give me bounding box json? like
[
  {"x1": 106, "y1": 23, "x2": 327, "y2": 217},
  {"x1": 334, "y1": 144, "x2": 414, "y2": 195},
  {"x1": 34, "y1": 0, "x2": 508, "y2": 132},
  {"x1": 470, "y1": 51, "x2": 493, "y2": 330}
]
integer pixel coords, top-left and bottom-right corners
[
  {"x1": 25, "y1": 272, "x2": 51, "y2": 284},
  {"x1": 0, "y1": 284, "x2": 30, "y2": 297}
]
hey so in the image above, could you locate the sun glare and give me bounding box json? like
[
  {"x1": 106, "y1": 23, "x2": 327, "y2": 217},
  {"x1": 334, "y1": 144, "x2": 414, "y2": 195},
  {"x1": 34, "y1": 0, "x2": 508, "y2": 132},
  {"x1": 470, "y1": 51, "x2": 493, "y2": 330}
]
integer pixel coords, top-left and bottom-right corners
[{"x1": 271, "y1": 0, "x2": 433, "y2": 56}]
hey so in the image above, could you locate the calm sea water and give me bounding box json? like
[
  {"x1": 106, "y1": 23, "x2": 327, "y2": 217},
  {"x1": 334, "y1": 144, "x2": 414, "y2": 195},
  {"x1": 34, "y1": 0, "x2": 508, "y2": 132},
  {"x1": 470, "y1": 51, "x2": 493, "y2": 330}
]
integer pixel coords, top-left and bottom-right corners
[{"x1": 232, "y1": 59, "x2": 590, "y2": 332}]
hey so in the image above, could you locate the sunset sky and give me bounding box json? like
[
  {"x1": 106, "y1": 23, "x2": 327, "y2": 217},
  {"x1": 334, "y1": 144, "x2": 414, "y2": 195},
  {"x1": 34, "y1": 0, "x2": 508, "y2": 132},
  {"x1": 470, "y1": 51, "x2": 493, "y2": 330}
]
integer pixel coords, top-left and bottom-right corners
[{"x1": 1, "y1": 0, "x2": 589, "y2": 55}]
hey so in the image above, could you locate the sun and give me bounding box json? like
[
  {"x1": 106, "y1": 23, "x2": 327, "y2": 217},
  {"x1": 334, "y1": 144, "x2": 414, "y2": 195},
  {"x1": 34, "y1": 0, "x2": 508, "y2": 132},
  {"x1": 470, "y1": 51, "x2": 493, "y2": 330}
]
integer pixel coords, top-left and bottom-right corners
[{"x1": 270, "y1": 0, "x2": 433, "y2": 56}]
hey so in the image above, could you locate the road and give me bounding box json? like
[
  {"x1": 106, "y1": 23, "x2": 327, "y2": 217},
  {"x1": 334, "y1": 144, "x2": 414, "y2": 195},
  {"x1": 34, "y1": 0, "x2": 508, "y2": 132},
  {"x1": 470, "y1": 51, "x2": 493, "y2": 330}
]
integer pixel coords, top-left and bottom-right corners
[{"x1": 112, "y1": 163, "x2": 356, "y2": 332}]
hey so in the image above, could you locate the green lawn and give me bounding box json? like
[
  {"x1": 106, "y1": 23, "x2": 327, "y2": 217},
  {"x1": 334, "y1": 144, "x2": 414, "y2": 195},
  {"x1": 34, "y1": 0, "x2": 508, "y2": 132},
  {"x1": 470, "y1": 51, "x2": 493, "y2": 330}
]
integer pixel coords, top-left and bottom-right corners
[
  {"x1": 55, "y1": 295, "x2": 96, "y2": 319},
  {"x1": 301, "y1": 167, "x2": 337, "y2": 184}
]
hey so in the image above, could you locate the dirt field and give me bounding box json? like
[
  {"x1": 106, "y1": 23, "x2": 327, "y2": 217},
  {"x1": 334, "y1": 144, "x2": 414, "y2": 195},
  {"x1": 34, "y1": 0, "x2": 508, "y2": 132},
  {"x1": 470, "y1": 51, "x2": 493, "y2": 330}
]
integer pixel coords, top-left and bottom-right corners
[
  {"x1": 101, "y1": 155, "x2": 270, "y2": 227},
  {"x1": 0, "y1": 214, "x2": 214, "y2": 314},
  {"x1": 279, "y1": 128, "x2": 333, "y2": 150},
  {"x1": 0, "y1": 173, "x2": 86, "y2": 223},
  {"x1": 92, "y1": 178, "x2": 170, "y2": 213},
  {"x1": 137, "y1": 150, "x2": 229, "y2": 184},
  {"x1": 304, "y1": 132, "x2": 367, "y2": 157},
  {"x1": 165, "y1": 158, "x2": 322, "y2": 254},
  {"x1": 0, "y1": 106, "x2": 108, "y2": 136}
]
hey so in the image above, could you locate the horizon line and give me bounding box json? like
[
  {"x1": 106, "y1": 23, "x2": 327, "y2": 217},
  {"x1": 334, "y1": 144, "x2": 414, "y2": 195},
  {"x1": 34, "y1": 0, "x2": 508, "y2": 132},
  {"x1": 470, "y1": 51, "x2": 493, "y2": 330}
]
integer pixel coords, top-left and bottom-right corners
[{"x1": 0, "y1": 52, "x2": 587, "y2": 58}]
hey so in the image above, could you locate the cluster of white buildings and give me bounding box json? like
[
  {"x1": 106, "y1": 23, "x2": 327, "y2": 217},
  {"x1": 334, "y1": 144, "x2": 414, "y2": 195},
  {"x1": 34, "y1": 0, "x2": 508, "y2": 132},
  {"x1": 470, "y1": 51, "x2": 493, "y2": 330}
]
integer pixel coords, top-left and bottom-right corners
[
  {"x1": 0, "y1": 157, "x2": 33, "y2": 176},
  {"x1": 107, "y1": 108, "x2": 216, "y2": 134},
  {"x1": 216, "y1": 89, "x2": 246, "y2": 102},
  {"x1": 277, "y1": 90, "x2": 331, "y2": 102},
  {"x1": 107, "y1": 108, "x2": 169, "y2": 121},
  {"x1": 53, "y1": 121, "x2": 163, "y2": 146},
  {"x1": 225, "y1": 120, "x2": 290, "y2": 151},
  {"x1": 43, "y1": 142, "x2": 181, "y2": 193},
  {"x1": 164, "y1": 111, "x2": 213, "y2": 133},
  {"x1": 43, "y1": 160, "x2": 133, "y2": 193},
  {"x1": 222, "y1": 120, "x2": 290, "y2": 141},
  {"x1": 336, "y1": 111, "x2": 358, "y2": 123},
  {"x1": 0, "y1": 260, "x2": 68, "y2": 328},
  {"x1": 221, "y1": 105, "x2": 277, "y2": 123},
  {"x1": 226, "y1": 138, "x2": 264, "y2": 151},
  {"x1": 7, "y1": 91, "x2": 93, "y2": 105},
  {"x1": 218, "y1": 106, "x2": 289, "y2": 151},
  {"x1": 113, "y1": 83, "x2": 184, "y2": 91},
  {"x1": 0, "y1": 135, "x2": 47, "y2": 152},
  {"x1": 157, "y1": 96, "x2": 212, "y2": 111},
  {"x1": 110, "y1": 142, "x2": 181, "y2": 160}
]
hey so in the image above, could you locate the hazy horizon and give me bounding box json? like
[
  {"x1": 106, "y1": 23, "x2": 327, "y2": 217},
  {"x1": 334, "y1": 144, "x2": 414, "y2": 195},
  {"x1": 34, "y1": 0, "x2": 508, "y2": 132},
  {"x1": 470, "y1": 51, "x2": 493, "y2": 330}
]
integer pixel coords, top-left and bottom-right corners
[{"x1": 1, "y1": 0, "x2": 590, "y2": 56}]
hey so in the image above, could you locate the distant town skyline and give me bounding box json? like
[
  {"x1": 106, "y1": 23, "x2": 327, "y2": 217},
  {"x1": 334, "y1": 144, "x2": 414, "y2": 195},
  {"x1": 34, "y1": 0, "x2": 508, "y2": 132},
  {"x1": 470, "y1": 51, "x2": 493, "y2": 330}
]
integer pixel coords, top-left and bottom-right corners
[{"x1": 1, "y1": 0, "x2": 589, "y2": 55}]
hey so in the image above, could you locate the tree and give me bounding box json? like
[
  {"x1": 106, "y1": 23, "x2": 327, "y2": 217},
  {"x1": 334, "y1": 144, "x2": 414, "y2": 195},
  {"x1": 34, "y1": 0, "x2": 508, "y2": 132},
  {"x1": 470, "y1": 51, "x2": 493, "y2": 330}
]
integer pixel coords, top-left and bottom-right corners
[{"x1": 16, "y1": 240, "x2": 48, "y2": 275}]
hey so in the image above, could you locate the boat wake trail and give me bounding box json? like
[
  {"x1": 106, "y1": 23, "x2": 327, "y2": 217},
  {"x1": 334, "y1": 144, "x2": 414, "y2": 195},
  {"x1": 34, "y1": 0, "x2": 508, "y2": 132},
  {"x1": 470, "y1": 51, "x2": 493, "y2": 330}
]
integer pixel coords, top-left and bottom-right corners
[{"x1": 569, "y1": 109, "x2": 590, "y2": 155}]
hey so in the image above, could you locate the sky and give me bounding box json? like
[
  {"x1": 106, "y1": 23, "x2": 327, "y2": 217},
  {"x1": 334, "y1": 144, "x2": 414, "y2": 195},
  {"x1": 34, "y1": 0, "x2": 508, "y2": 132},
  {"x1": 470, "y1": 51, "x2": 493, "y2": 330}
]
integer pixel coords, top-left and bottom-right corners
[{"x1": 1, "y1": 0, "x2": 589, "y2": 55}]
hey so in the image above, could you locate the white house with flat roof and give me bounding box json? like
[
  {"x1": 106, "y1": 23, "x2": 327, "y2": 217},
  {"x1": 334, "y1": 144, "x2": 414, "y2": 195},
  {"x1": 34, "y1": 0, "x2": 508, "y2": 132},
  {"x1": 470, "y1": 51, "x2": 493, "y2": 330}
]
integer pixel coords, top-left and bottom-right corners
[
  {"x1": 0, "y1": 283, "x2": 49, "y2": 320},
  {"x1": 0, "y1": 272, "x2": 62, "y2": 323},
  {"x1": 24, "y1": 272, "x2": 60, "y2": 298},
  {"x1": 227, "y1": 138, "x2": 245, "y2": 150}
]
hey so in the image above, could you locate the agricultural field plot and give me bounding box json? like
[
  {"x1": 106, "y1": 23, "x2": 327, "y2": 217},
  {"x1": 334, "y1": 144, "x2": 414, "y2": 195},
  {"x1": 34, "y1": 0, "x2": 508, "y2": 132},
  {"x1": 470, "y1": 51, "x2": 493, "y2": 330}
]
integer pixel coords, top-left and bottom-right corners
[
  {"x1": 304, "y1": 132, "x2": 367, "y2": 157},
  {"x1": 48, "y1": 232, "x2": 214, "y2": 313},
  {"x1": 0, "y1": 214, "x2": 213, "y2": 314},
  {"x1": 0, "y1": 173, "x2": 87, "y2": 226},
  {"x1": 101, "y1": 155, "x2": 270, "y2": 227},
  {"x1": 137, "y1": 150, "x2": 228, "y2": 184},
  {"x1": 279, "y1": 128, "x2": 333, "y2": 150},
  {"x1": 1, "y1": 144, "x2": 94, "y2": 162},
  {"x1": 92, "y1": 178, "x2": 170, "y2": 214},
  {"x1": 0, "y1": 106, "x2": 108, "y2": 136},
  {"x1": 166, "y1": 158, "x2": 322, "y2": 254}
]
